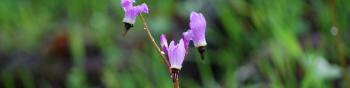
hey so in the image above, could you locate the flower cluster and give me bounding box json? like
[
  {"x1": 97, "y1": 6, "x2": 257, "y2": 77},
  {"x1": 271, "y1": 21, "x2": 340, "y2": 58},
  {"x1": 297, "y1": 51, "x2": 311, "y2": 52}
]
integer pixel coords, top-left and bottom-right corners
[
  {"x1": 160, "y1": 12, "x2": 207, "y2": 82},
  {"x1": 160, "y1": 12, "x2": 207, "y2": 70},
  {"x1": 120, "y1": 0, "x2": 207, "y2": 84},
  {"x1": 121, "y1": 0, "x2": 149, "y2": 35}
]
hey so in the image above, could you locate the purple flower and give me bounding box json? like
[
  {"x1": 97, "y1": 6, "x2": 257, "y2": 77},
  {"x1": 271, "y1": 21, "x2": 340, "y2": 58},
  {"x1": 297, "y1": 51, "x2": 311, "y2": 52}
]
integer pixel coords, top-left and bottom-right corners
[
  {"x1": 160, "y1": 34, "x2": 168, "y2": 55},
  {"x1": 121, "y1": 0, "x2": 149, "y2": 24},
  {"x1": 189, "y1": 12, "x2": 206, "y2": 47},
  {"x1": 167, "y1": 39, "x2": 186, "y2": 69},
  {"x1": 160, "y1": 35, "x2": 187, "y2": 69}
]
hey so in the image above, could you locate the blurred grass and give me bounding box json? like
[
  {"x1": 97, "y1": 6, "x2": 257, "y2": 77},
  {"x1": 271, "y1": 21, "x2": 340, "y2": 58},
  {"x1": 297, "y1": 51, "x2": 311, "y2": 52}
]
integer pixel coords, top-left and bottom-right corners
[{"x1": 0, "y1": 0, "x2": 350, "y2": 88}]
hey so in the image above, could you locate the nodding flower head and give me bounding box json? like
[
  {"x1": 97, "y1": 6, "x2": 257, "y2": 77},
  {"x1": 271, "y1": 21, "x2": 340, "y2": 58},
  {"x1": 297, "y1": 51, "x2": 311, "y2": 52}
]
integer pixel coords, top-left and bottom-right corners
[
  {"x1": 160, "y1": 34, "x2": 168, "y2": 55},
  {"x1": 189, "y1": 12, "x2": 206, "y2": 47},
  {"x1": 122, "y1": 3, "x2": 148, "y2": 24},
  {"x1": 121, "y1": 0, "x2": 148, "y2": 36},
  {"x1": 167, "y1": 39, "x2": 186, "y2": 70}
]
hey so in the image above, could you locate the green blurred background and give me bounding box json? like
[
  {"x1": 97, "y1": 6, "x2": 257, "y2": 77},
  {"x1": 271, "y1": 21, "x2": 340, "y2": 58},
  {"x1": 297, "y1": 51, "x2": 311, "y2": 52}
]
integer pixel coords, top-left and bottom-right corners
[{"x1": 0, "y1": 0, "x2": 350, "y2": 88}]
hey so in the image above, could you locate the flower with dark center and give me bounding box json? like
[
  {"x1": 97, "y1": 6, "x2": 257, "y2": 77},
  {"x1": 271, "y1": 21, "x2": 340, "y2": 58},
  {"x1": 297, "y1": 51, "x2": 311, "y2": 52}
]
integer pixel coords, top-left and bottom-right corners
[
  {"x1": 121, "y1": 0, "x2": 149, "y2": 36},
  {"x1": 184, "y1": 12, "x2": 207, "y2": 60}
]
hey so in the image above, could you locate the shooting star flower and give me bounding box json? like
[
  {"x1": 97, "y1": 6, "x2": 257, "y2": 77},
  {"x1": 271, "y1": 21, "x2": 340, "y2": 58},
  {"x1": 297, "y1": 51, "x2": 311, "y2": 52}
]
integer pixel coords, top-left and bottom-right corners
[
  {"x1": 189, "y1": 12, "x2": 207, "y2": 60},
  {"x1": 121, "y1": 0, "x2": 149, "y2": 36}
]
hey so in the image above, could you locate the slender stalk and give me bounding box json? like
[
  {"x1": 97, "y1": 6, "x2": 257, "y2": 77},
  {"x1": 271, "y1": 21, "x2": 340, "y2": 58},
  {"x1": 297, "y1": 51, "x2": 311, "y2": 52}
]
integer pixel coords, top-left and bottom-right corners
[
  {"x1": 171, "y1": 69, "x2": 180, "y2": 88},
  {"x1": 173, "y1": 79, "x2": 179, "y2": 88},
  {"x1": 139, "y1": 14, "x2": 171, "y2": 72}
]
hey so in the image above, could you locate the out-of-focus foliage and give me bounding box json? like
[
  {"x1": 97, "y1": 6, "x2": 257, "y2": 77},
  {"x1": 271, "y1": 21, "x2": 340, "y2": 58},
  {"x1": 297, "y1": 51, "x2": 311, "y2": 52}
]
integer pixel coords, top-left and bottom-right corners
[{"x1": 0, "y1": 0, "x2": 349, "y2": 88}]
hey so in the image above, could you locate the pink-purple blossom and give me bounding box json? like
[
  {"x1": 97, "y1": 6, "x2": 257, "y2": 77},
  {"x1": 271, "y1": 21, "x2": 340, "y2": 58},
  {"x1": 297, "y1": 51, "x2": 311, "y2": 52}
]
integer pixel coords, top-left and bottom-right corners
[
  {"x1": 121, "y1": 0, "x2": 149, "y2": 24},
  {"x1": 160, "y1": 35, "x2": 187, "y2": 69},
  {"x1": 189, "y1": 12, "x2": 207, "y2": 47},
  {"x1": 168, "y1": 39, "x2": 186, "y2": 69}
]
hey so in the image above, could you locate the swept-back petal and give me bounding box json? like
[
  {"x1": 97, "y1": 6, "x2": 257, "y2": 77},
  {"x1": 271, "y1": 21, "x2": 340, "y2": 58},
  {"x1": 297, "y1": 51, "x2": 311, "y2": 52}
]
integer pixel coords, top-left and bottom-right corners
[
  {"x1": 189, "y1": 12, "x2": 207, "y2": 47},
  {"x1": 160, "y1": 34, "x2": 168, "y2": 54},
  {"x1": 182, "y1": 30, "x2": 192, "y2": 50}
]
